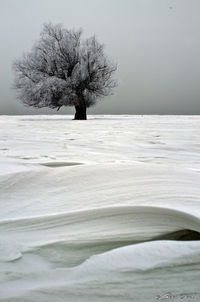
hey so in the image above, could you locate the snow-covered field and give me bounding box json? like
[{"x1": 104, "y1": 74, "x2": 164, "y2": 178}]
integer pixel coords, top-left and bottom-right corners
[{"x1": 0, "y1": 115, "x2": 200, "y2": 301}]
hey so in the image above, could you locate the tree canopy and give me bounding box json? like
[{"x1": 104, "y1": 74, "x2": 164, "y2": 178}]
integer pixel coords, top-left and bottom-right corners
[{"x1": 13, "y1": 23, "x2": 117, "y2": 119}]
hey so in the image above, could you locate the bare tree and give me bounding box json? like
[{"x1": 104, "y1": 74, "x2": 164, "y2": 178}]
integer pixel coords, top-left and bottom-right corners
[{"x1": 13, "y1": 23, "x2": 117, "y2": 120}]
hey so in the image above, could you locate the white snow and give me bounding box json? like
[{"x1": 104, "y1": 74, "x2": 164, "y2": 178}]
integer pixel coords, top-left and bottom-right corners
[{"x1": 0, "y1": 115, "x2": 200, "y2": 301}]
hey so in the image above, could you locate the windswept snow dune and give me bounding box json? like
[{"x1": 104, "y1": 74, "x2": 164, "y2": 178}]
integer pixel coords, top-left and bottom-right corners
[{"x1": 0, "y1": 115, "x2": 200, "y2": 301}]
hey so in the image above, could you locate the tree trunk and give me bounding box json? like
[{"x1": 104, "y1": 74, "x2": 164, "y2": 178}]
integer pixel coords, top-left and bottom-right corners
[
  {"x1": 73, "y1": 94, "x2": 87, "y2": 120},
  {"x1": 74, "y1": 105, "x2": 87, "y2": 120}
]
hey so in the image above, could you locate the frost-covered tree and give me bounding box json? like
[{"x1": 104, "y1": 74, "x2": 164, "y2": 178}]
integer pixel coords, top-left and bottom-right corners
[{"x1": 13, "y1": 23, "x2": 117, "y2": 120}]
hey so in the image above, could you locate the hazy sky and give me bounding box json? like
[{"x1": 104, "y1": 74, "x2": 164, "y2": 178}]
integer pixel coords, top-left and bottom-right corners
[{"x1": 0, "y1": 0, "x2": 200, "y2": 115}]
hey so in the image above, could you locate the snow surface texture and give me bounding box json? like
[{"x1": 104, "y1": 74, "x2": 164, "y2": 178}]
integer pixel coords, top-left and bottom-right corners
[{"x1": 0, "y1": 115, "x2": 200, "y2": 301}]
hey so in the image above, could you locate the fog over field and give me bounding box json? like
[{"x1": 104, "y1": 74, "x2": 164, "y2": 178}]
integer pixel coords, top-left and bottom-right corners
[{"x1": 1, "y1": 0, "x2": 200, "y2": 115}]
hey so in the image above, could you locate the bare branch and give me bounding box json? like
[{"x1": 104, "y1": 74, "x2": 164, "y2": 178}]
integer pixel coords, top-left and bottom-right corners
[{"x1": 13, "y1": 23, "x2": 117, "y2": 112}]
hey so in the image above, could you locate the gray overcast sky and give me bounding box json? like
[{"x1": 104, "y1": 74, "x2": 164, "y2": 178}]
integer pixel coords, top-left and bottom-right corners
[{"x1": 0, "y1": 0, "x2": 200, "y2": 115}]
